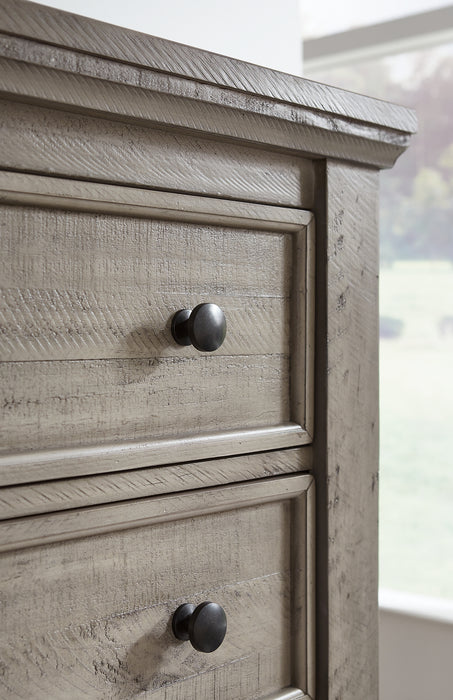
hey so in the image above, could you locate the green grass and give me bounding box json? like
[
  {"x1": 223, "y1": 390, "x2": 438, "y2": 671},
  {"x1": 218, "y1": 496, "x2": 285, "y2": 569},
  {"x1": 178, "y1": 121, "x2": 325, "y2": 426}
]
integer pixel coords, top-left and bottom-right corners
[{"x1": 379, "y1": 262, "x2": 453, "y2": 599}]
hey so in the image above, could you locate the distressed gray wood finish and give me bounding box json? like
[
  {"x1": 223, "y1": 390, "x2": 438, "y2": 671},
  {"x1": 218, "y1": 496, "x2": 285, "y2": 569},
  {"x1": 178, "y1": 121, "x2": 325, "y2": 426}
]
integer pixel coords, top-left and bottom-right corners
[
  {"x1": 0, "y1": 1, "x2": 415, "y2": 171},
  {"x1": 0, "y1": 447, "x2": 311, "y2": 519},
  {"x1": 0, "y1": 425, "x2": 307, "y2": 488},
  {"x1": 0, "y1": 99, "x2": 314, "y2": 208},
  {"x1": 0, "y1": 474, "x2": 315, "y2": 700},
  {"x1": 313, "y1": 162, "x2": 380, "y2": 699},
  {"x1": 0, "y1": 3, "x2": 416, "y2": 699},
  {"x1": 0, "y1": 179, "x2": 314, "y2": 481},
  {"x1": 0, "y1": 2, "x2": 416, "y2": 131},
  {"x1": 0, "y1": 53, "x2": 408, "y2": 169},
  {"x1": 0, "y1": 355, "x2": 290, "y2": 448}
]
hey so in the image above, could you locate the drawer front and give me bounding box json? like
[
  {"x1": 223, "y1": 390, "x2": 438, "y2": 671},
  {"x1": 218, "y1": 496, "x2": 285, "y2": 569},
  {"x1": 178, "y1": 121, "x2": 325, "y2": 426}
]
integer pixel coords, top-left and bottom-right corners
[
  {"x1": 0, "y1": 474, "x2": 315, "y2": 699},
  {"x1": 0, "y1": 99, "x2": 314, "y2": 209},
  {"x1": 0, "y1": 173, "x2": 314, "y2": 485}
]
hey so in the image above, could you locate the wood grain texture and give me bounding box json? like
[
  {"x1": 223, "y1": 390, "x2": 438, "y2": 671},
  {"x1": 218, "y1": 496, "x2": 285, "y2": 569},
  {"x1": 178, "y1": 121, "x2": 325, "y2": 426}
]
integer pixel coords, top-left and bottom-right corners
[
  {"x1": 0, "y1": 199, "x2": 295, "y2": 361},
  {"x1": 0, "y1": 474, "x2": 314, "y2": 698},
  {"x1": 313, "y1": 161, "x2": 379, "y2": 699},
  {"x1": 0, "y1": 447, "x2": 312, "y2": 519},
  {"x1": 0, "y1": 0, "x2": 416, "y2": 134},
  {"x1": 0, "y1": 182, "x2": 314, "y2": 479},
  {"x1": 0, "y1": 354, "x2": 291, "y2": 451},
  {"x1": 0, "y1": 172, "x2": 313, "y2": 231},
  {"x1": 0, "y1": 99, "x2": 313, "y2": 208},
  {"x1": 0, "y1": 56, "x2": 411, "y2": 169},
  {"x1": 0, "y1": 471, "x2": 313, "y2": 551},
  {"x1": 0, "y1": 424, "x2": 309, "y2": 487},
  {"x1": 0, "y1": 288, "x2": 287, "y2": 360}
]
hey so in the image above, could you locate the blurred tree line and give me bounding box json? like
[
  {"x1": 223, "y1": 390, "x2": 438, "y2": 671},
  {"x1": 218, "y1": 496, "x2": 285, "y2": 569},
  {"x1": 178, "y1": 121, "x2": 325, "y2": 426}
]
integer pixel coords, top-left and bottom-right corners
[{"x1": 311, "y1": 48, "x2": 453, "y2": 263}]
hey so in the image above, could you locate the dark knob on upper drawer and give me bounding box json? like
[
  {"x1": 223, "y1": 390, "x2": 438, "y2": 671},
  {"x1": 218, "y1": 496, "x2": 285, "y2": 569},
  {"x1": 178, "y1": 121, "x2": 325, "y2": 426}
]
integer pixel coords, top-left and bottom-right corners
[
  {"x1": 171, "y1": 303, "x2": 226, "y2": 352},
  {"x1": 172, "y1": 601, "x2": 227, "y2": 653}
]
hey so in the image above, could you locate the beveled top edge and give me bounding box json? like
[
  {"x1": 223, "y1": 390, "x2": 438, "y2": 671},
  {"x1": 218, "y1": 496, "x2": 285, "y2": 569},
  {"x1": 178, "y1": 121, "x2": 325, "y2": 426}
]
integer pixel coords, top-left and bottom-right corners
[{"x1": 1, "y1": 0, "x2": 417, "y2": 135}]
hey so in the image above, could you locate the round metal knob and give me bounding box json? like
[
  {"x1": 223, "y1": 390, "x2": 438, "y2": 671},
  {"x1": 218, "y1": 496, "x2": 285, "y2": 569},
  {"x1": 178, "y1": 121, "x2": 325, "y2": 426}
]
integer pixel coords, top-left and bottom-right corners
[
  {"x1": 171, "y1": 303, "x2": 226, "y2": 352},
  {"x1": 172, "y1": 601, "x2": 227, "y2": 653}
]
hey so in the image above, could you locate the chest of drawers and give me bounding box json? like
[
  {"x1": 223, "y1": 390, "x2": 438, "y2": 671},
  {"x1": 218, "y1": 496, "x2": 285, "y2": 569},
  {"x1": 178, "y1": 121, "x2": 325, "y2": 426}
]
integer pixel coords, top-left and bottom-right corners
[{"x1": 0, "y1": 2, "x2": 416, "y2": 698}]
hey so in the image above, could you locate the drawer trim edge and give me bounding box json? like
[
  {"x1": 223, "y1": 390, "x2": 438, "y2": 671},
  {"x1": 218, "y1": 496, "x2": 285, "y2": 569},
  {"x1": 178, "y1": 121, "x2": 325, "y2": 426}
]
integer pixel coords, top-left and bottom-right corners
[
  {"x1": 0, "y1": 473, "x2": 313, "y2": 551},
  {"x1": 262, "y1": 688, "x2": 308, "y2": 700},
  {"x1": 0, "y1": 171, "x2": 313, "y2": 230},
  {"x1": 0, "y1": 447, "x2": 312, "y2": 519},
  {"x1": 0, "y1": 424, "x2": 310, "y2": 487}
]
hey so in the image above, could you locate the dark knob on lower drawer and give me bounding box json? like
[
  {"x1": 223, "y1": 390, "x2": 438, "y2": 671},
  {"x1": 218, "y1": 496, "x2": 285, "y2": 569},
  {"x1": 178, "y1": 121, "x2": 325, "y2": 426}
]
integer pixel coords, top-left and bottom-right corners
[
  {"x1": 172, "y1": 601, "x2": 227, "y2": 653},
  {"x1": 171, "y1": 303, "x2": 226, "y2": 352}
]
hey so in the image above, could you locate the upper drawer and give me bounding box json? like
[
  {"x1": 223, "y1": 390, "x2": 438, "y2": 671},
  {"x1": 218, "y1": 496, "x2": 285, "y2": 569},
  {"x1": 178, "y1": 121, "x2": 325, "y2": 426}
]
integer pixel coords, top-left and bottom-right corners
[{"x1": 0, "y1": 172, "x2": 314, "y2": 485}]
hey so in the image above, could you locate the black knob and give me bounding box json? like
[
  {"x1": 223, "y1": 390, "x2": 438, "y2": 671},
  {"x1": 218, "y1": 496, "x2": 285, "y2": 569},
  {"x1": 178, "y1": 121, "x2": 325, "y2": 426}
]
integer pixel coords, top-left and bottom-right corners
[
  {"x1": 172, "y1": 601, "x2": 227, "y2": 653},
  {"x1": 171, "y1": 303, "x2": 226, "y2": 352}
]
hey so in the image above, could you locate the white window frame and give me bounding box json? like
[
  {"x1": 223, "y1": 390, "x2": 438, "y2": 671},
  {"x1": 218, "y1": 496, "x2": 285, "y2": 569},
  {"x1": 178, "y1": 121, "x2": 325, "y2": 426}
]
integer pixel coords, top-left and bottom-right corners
[{"x1": 303, "y1": 5, "x2": 453, "y2": 73}]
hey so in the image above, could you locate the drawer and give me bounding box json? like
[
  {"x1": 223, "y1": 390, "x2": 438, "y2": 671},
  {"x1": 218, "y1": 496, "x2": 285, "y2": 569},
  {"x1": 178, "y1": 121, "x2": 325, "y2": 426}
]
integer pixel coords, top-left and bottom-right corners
[
  {"x1": 0, "y1": 474, "x2": 315, "y2": 699},
  {"x1": 0, "y1": 173, "x2": 314, "y2": 485}
]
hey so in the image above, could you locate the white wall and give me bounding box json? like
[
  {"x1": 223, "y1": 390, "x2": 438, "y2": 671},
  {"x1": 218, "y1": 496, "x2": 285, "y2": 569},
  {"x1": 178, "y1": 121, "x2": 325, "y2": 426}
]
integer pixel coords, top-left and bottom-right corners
[
  {"x1": 39, "y1": 0, "x2": 303, "y2": 74},
  {"x1": 379, "y1": 591, "x2": 453, "y2": 699},
  {"x1": 380, "y1": 611, "x2": 453, "y2": 698}
]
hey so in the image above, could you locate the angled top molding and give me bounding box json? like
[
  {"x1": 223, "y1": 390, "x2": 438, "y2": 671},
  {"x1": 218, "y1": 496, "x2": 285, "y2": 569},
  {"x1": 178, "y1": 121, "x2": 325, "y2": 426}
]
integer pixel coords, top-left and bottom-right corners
[{"x1": 0, "y1": 0, "x2": 417, "y2": 168}]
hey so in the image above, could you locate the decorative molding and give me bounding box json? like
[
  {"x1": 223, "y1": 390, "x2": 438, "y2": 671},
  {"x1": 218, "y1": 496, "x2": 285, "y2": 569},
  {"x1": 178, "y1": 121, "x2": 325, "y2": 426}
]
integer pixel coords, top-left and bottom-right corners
[
  {"x1": 0, "y1": 446, "x2": 312, "y2": 519},
  {"x1": 0, "y1": 470, "x2": 313, "y2": 550},
  {"x1": 0, "y1": 1, "x2": 416, "y2": 168},
  {"x1": 0, "y1": 171, "x2": 312, "y2": 230},
  {"x1": 263, "y1": 686, "x2": 310, "y2": 699}
]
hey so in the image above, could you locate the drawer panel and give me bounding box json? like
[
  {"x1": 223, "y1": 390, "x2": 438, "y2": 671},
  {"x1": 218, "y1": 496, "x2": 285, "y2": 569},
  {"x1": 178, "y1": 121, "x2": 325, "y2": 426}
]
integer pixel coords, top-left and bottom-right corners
[
  {"x1": 0, "y1": 99, "x2": 315, "y2": 209},
  {"x1": 0, "y1": 474, "x2": 315, "y2": 699},
  {"x1": 1, "y1": 355, "x2": 290, "y2": 449},
  {"x1": 0, "y1": 174, "x2": 314, "y2": 484}
]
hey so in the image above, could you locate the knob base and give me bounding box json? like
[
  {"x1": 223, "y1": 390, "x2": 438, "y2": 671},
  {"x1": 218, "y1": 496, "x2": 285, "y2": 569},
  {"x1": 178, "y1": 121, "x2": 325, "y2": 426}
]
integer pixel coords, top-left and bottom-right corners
[
  {"x1": 172, "y1": 603, "x2": 195, "y2": 641},
  {"x1": 171, "y1": 309, "x2": 192, "y2": 346}
]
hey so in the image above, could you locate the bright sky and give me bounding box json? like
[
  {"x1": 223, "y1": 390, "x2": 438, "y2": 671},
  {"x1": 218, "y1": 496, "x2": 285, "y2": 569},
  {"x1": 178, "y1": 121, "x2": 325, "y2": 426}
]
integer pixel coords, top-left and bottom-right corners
[{"x1": 300, "y1": 0, "x2": 453, "y2": 38}]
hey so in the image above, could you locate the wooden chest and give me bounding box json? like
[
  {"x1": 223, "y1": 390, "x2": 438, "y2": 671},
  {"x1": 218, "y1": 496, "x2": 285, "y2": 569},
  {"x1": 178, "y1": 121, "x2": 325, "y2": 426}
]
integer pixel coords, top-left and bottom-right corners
[{"x1": 0, "y1": 1, "x2": 415, "y2": 698}]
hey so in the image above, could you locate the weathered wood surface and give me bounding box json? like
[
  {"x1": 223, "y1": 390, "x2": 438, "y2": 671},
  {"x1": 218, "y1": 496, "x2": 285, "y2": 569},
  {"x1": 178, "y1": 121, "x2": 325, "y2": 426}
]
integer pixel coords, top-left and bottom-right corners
[
  {"x1": 313, "y1": 162, "x2": 380, "y2": 699},
  {"x1": 0, "y1": 183, "x2": 314, "y2": 476},
  {"x1": 0, "y1": 202, "x2": 294, "y2": 361},
  {"x1": 0, "y1": 288, "x2": 287, "y2": 360},
  {"x1": 0, "y1": 0, "x2": 416, "y2": 134},
  {"x1": 0, "y1": 446, "x2": 311, "y2": 519},
  {"x1": 0, "y1": 54, "x2": 411, "y2": 169},
  {"x1": 0, "y1": 475, "x2": 314, "y2": 699},
  {"x1": 0, "y1": 355, "x2": 291, "y2": 453},
  {"x1": 0, "y1": 172, "x2": 313, "y2": 232},
  {"x1": 0, "y1": 5, "x2": 414, "y2": 698},
  {"x1": 0, "y1": 424, "x2": 309, "y2": 487},
  {"x1": 292, "y1": 216, "x2": 315, "y2": 441},
  {"x1": 0, "y1": 99, "x2": 313, "y2": 208},
  {"x1": 0, "y1": 472, "x2": 314, "y2": 551}
]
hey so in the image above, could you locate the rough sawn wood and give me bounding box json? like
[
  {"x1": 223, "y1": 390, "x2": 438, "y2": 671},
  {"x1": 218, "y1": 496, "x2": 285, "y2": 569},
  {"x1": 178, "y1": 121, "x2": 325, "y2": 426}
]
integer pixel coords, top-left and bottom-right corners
[{"x1": 0, "y1": 3, "x2": 416, "y2": 699}]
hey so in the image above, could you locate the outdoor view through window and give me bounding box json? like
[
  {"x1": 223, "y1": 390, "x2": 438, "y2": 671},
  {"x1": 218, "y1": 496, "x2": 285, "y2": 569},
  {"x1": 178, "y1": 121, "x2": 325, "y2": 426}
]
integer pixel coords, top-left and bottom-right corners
[{"x1": 303, "y1": 3, "x2": 453, "y2": 600}]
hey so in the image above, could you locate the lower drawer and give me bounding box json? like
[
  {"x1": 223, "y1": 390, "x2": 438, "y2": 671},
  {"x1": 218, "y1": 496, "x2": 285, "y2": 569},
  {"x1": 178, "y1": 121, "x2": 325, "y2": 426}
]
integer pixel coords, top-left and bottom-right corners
[{"x1": 0, "y1": 474, "x2": 314, "y2": 699}]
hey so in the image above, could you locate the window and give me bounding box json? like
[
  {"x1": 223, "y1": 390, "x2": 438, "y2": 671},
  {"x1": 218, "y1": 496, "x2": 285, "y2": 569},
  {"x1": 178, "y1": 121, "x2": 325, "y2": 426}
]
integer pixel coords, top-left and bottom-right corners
[{"x1": 302, "y1": 3, "x2": 453, "y2": 601}]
